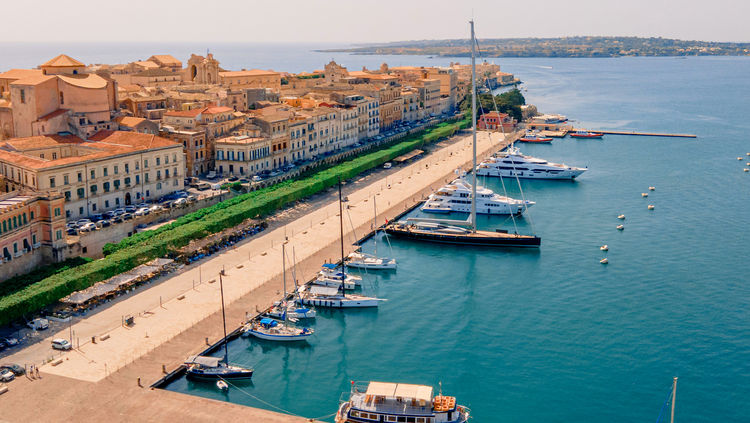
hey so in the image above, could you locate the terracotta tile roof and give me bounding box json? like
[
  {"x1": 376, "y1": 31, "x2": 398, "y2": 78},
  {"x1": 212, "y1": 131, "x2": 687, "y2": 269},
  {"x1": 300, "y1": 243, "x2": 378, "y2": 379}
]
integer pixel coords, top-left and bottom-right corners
[
  {"x1": 164, "y1": 107, "x2": 207, "y2": 118},
  {"x1": 117, "y1": 84, "x2": 142, "y2": 93},
  {"x1": 10, "y1": 74, "x2": 56, "y2": 86},
  {"x1": 0, "y1": 69, "x2": 44, "y2": 81},
  {"x1": 0, "y1": 131, "x2": 179, "y2": 170},
  {"x1": 38, "y1": 109, "x2": 69, "y2": 121},
  {"x1": 133, "y1": 60, "x2": 160, "y2": 69},
  {"x1": 116, "y1": 116, "x2": 147, "y2": 127},
  {"x1": 149, "y1": 55, "x2": 182, "y2": 66},
  {"x1": 203, "y1": 106, "x2": 234, "y2": 114},
  {"x1": 219, "y1": 69, "x2": 279, "y2": 77},
  {"x1": 41, "y1": 54, "x2": 84, "y2": 68}
]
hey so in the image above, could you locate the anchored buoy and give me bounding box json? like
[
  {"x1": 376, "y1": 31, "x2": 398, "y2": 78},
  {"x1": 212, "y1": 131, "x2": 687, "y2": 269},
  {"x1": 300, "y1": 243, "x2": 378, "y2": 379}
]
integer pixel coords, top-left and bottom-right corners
[
  {"x1": 745, "y1": 168, "x2": 749, "y2": 172},
  {"x1": 600, "y1": 258, "x2": 609, "y2": 264},
  {"x1": 648, "y1": 204, "x2": 655, "y2": 210},
  {"x1": 642, "y1": 193, "x2": 648, "y2": 197},
  {"x1": 600, "y1": 245, "x2": 609, "y2": 251},
  {"x1": 217, "y1": 380, "x2": 228, "y2": 391},
  {"x1": 617, "y1": 214, "x2": 625, "y2": 220},
  {"x1": 616, "y1": 225, "x2": 624, "y2": 230},
  {"x1": 649, "y1": 186, "x2": 655, "y2": 191}
]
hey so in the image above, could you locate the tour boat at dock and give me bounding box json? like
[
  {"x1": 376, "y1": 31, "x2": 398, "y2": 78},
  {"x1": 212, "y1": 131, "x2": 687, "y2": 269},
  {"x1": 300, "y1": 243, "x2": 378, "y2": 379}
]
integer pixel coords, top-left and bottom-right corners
[
  {"x1": 519, "y1": 132, "x2": 553, "y2": 143},
  {"x1": 476, "y1": 145, "x2": 587, "y2": 179},
  {"x1": 570, "y1": 130, "x2": 604, "y2": 139},
  {"x1": 336, "y1": 381, "x2": 470, "y2": 423},
  {"x1": 421, "y1": 176, "x2": 533, "y2": 215}
]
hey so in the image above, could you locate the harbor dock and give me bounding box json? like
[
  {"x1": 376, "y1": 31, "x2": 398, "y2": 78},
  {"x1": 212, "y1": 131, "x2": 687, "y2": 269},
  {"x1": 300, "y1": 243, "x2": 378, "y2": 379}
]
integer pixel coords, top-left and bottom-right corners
[{"x1": 570, "y1": 128, "x2": 697, "y2": 138}]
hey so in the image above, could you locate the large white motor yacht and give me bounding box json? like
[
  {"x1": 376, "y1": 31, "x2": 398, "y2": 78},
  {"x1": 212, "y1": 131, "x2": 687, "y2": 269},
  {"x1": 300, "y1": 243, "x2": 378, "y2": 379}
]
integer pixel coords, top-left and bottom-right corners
[
  {"x1": 476, "y1": 145, "x2": 587, "y2": 179},
  {"x1": 421, "y1": 176, "x2": 533, "y2": 215}
]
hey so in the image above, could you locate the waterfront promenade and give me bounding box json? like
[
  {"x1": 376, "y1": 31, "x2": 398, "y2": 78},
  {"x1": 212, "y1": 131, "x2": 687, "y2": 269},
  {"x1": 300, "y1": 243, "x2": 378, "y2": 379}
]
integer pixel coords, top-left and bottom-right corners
[{"x1": 0, "y1": 129, "x2": 515, "y2": 422}]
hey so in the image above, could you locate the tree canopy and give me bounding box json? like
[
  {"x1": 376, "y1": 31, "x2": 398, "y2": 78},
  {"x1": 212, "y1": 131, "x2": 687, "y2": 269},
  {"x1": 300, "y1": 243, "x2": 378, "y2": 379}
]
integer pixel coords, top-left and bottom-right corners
[{"x1": 460, "y1": 88, "x2": 526, "y2": 122}]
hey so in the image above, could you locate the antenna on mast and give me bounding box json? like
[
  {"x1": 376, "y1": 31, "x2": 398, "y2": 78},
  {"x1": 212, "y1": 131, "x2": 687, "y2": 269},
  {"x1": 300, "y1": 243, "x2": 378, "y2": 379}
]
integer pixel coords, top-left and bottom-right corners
[{"x1": 470, "y1": 19, "x2": 478, "y2": 233}]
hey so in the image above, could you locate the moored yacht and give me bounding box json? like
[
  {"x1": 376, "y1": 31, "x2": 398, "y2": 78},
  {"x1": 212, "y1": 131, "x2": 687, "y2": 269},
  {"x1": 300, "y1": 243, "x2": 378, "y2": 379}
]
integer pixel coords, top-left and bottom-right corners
[
  {"x1": 296, "y1": 285, "x2": 385, "y2": 308},
  {"x1": 519, "y1": 132, "x2": 553, "y2": 143},
  {"x1": 476, "y1": 145, "x2": 587, "y2": 179},
  {"x1": 346, "y1": 251, "x2": 397, "y2": 270},
  {"x1": 421, "y1": 176, "x2": 533, "y2": 215},
  {"x1": 313, "y1": 263, "x2": 361, "y2": 290},
  {"x1": 184, "y1": 355, "x2": 254, "y2": 380},
  {"x1": 336, "y1": 381, "x2": 470, "y2": 423},
  {"x1": 241, "y1": 317, "x2": 313, "y2": 342}
]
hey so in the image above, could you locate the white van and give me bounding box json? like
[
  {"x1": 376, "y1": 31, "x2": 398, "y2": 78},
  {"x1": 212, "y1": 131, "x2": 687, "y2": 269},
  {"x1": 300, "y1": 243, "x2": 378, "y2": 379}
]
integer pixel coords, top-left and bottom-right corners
[
  {"x1": 51, "y1": 338, "x2": 72, "y2": 350},
  {"x1": 27, "y1": 318, "x2": 49, "y2": 330}
]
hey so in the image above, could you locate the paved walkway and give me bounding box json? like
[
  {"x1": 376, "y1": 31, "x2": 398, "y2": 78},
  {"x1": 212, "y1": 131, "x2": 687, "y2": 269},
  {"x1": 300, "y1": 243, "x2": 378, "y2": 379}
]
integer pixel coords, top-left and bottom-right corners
[{"x1": 0, "y1": 130, "x2": 515, "y2": 422}]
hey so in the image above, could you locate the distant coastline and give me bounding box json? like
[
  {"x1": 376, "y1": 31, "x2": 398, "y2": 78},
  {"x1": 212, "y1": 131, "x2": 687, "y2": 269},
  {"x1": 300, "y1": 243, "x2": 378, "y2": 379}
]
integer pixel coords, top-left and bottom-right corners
[{"x1": 317, "y1": 36, "x2": 750, "y2": 58}]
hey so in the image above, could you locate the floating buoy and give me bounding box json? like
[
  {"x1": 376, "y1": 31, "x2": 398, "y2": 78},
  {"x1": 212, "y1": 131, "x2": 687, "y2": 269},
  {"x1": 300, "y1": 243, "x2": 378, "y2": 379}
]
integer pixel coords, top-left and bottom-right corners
[
  {"x1": 642, "y1": 193, "x2": 648, "y2": 197},
  {"x1": 616, "y1": 225, "x2": 624, "y2": 230},
  {"x1": 600, "y1": 258, "x2": 609, "y2": 264},
  {"x1": 745, "y1": 168, "x2": 749, "y2": 172},
  {"x1": 649, "y1": 186, "x2": 655, "y2": 191},
  {"x1": 600, "y1": 245, "x2": 609, "y2": 251},
  {"x1": 746, "y1": 162, "x2": 750, "y2": 166},
  {"x1": 617, "y1": 214, "x2": 625, "y2": 220},
  {"x1": 738, "y1": 157, "x2": 744, "y2": 161},
  {"x1": 747, "y1": 152, "x2": 750, "y2": 156},
  {"x1": 217, "y1": 380, "x2": 229, "y2": 391},
  {"x1": 648, "y1": 204, "x2": 655, "y2": 210}
]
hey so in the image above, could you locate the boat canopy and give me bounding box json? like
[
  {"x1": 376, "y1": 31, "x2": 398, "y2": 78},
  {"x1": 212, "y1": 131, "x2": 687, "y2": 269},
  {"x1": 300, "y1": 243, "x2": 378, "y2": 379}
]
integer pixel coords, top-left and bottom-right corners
[
  {"x1": 185, "y1": 355, "x2": 221, "y2": 367},
  {"x1": 365, "y1": 382, "x2": 433, "y2": 403},
  {"x1": 321, "y1": 263, "x2": 338, "y2": 270},
  {"x1": 259, "y1": 318, "x2": 278, "y2": 327},
  {"x1": 309, "y1": 286, "x2": 340, "y2": 296}
]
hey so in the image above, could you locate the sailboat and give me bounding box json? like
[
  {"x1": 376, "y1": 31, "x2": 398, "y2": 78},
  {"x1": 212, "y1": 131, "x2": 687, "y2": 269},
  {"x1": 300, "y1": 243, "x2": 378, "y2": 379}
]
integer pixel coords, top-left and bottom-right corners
[
  {"x1": 312, "y1": 263, "x2": 361, "y2": 290},
  {"x1": 347, "y1": 197, "x2": 397, "y2": 270},
  {"x1": 185, "y1": 274, "x2": 253, "y2": 380},
  {"x1": 266, "y1": 246, "x2": 316, "y2": 319},
  {"x1": 384, "y1": 20, "x2": 541, "y2": 248},
  {"x1": 297, "y1": 180, "x2": 386, "y2": 308},
  {"x1": 242, "y1": 243, "x2": 314, "y2": 342}
]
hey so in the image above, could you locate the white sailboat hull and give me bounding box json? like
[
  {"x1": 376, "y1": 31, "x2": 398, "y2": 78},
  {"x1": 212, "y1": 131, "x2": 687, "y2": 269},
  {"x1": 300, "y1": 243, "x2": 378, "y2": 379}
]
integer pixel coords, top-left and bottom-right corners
[
  {"x1": 476, "y1": 166, "x2": 585, "y2": 179},
  {"x1": 297, "y1": 296, "x2": 382, "y2": 308},
  {"x1": 244, "y1": 330, "x2": 313, "y2": 342}
]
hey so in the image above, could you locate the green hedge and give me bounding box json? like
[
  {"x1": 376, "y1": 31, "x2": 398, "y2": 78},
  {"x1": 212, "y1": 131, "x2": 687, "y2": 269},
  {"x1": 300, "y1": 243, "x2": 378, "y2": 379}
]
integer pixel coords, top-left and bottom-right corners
[
  {"x1": 0, "y1": 257, "x2": 93, "y2": 298},
  {"x1": 0, "y1": 117, "x2": 469, "y2": 326}
]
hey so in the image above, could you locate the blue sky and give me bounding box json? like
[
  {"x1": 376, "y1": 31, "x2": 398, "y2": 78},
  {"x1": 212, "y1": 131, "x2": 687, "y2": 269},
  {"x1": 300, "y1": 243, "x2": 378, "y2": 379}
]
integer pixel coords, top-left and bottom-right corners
[{"x1": 3, "y1": 0, "x2": 748, "y2": 43}]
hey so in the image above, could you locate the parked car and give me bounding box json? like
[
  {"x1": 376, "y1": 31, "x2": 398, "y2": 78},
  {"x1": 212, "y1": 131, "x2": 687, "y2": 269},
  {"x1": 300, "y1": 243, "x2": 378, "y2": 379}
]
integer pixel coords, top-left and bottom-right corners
[
  {"x1": 0, "y1": 368, "x2": 14, "y2": 382},
  {"x1": 89, "y1": 214, "x2": 103, "y2": 222},
  {"x1": 252, "y1": 175, "x2": 262, "y2": 182},
  {"x1": 113, "y1": 208, "x2": 126, "y2": 216},
  {"x1": 122, "y1": 213, "x2": 134, "y2": 221},
  {"x1": 51, "y1": 338, "x2": 72, "y2": 351},
  {"x1": 134, "y1": 207, "x2": 150, "y2": 217},
  {"x1": 383, "y1": 162, "x2": 393, "y2": 169},
  {"x1": 136, "y1": 203, "x2": 150, "y2": 209},
  {"x1": 27, "y1": 318, "x2": 49, "y2": 330},
  {"x1": 175, "y1": 191, "x2": 189, "y2": 199},
  {"x1": 76, "y1": 218, "x2": 91, "y2": 226},
  {"x1": 173, "y1": 198, "x2": 187, "y2": 207},
  {"x1": 0, "y1": 364, "x2": 25, "y2": 376},
  {"x1": 67, "y1": 227, "x2": 79, "y2": 236},
  {"x1": 112, "y1": 215, "x2": 124, "y2": 224},
  {"x1": 99, "y1": 219, "x2": 111, "y2": 228},
  {"x1": 238, "y1": 178, "x2": 250, "y2": 183},
  {"x1": 2, "y1": 337, "x2": 18, "y2": 347},
  {"x1": 0, "y1": 341, "x2": 6, "y2": 351},
  {"x1": 186, "y1": 195, "x2": 197, "y2": 203},
  {"x1": 161, "y1": 201, "x2": 174, "y2": 209},
  {"x1": 124, "y1": 206, "x2": 137, "y2": 213},
  {"x1": 228, "y1": 176, "x2": 239, "y2": 182},
  {"x1": 149, "y1": 204, "x2": 163, "y2": 213},
  {"x1": 197, "y1": 182, "x2": 211, "y2": 191},
  {"x1": 79, "y1": 222, "x2": 97, "y2": 232},
  {"x1": 103, "y1": 211, "x2": 115, "y2": 219}
]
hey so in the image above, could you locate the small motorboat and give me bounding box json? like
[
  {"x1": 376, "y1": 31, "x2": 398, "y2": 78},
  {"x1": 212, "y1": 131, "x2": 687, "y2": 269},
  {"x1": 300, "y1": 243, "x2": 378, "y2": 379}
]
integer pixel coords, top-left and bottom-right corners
[
  {"x1": 642, "y1": 193, "x2": 649, "y2": 197},
  {"x1": 737, "y1": 157, "x2": 744, "y2": 161},
  {"x1": 570, "y1": 131, "x2": 604, "y2": 139},
  {"x1": 600, "y1": 245, "x2": 609, "y2": 251},
  {"x1": 745, "y1": 169, "x2": 749, "y2": 173},
  {"x1": 600, "y1": 258, "x2": 609, "y2": 264},
  {"x1": 648, "y1": 205, "x2": 655, "y2": 210},
  {"x1": 266, "y1": 301, "x2": 316, "y2": 319},
  {"x1": 649, "y1": 186, "x2": 655, "y2": 191},
  {"x1": 216, "y1": 380, "x2": 229, "y2": 391},
  {"x1": 519, "y1": 133, "x2": 553, "y2": 143},
  {"x1": 616, "y1": 225, "x2": 624, "y2": 230},
  {"x1": 617, "y1": 214, "x2": 625, "y2": 220}
]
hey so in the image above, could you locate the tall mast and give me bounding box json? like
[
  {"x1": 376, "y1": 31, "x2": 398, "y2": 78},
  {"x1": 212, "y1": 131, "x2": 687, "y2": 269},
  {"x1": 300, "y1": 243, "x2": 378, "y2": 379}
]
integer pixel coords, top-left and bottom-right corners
[
  {"x1": 219, "y1": 273, "x2": 229, "y2": 364},
  {"x1": 373, "y1": 196, "x2": 378, "y2": 257},
  {"x1": 670, "y1": 377, "x2": 678, "y2": 423},
  {"x1": 282, "y1": 242, "x2": 287, "y2": 322},
  {"x1": 470, "y1": 19, "x2": 478, "y2": 233},
  {"x1": 338, "y1": 179, "x2": 346, "y2": 298}
]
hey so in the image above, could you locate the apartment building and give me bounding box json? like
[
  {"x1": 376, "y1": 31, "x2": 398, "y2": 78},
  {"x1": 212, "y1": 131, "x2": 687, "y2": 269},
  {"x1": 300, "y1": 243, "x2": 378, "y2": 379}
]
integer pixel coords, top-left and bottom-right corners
[
  {"x1": 159, "y1": 127, "x2": 208, "y2": 176},
  {"x1": 0, "y1": 131, "x2": 185, "y2": 219},
  {"x1": 214, "y1": 135, "x2": 272, "y2": 176},
  {"x1": 401, "y1": 89, "x2": 420, "y2": 122},
  {"x1": 251, "y1": 111, "x2": 291, "y2": 169},
  {"x1": 219, "y1": 69, "x2": 282, "y2": 91}
]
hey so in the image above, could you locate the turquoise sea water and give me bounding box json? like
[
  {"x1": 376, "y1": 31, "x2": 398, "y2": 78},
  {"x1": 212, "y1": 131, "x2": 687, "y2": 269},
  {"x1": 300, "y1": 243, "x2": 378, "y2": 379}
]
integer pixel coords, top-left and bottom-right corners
[{"x1": 157, "y1": 54, "x2": 750, "y2": 422}]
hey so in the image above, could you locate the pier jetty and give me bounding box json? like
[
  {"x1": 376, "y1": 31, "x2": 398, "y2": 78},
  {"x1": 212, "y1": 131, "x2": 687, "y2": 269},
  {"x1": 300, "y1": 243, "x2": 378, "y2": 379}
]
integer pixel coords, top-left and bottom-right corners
[{"x1": 571, "y1": 128, "x2": 697, "y2": 138}]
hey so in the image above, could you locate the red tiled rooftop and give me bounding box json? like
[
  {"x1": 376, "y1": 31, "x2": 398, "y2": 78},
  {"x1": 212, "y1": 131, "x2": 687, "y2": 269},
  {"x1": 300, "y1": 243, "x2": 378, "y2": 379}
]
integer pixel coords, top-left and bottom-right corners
[{"x1": 41, "y1": 54, "x2": 85, "y2": 68}]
